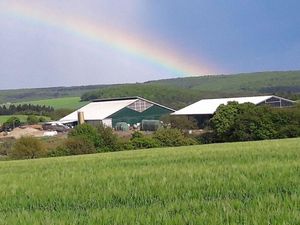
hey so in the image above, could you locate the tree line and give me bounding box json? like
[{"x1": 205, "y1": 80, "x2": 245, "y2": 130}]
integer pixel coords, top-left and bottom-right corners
[{"x1": 0, "y1": 104, "x2": 54, "y2": 116}]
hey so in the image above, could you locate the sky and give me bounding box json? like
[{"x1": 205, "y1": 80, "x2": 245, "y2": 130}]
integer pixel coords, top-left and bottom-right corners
[{"x1": 0, "y1": 0, "x2": 299, "y2": 89}]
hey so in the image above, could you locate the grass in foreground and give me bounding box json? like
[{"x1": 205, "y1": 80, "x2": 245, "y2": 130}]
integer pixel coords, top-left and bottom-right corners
[
  {"x1": 20, "y1": 97, "x2": 88, "y2": 110},
  {"x1": 0, "y1": 138, "x2": 299, "y2": 224}
]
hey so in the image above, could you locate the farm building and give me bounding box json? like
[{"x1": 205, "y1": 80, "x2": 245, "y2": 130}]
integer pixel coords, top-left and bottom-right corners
[
  {"x1": 59, "y1": 96, "x2": 174, "y2": 127},
  {"x1": 172, "y1": 95, "x2": 295, "y2": 127}
]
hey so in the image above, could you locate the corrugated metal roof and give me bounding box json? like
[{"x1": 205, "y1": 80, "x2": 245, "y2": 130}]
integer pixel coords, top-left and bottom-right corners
[
  {"x1": 60, "y1": 99, "x2": 137, "y2": 122},
  {"x1": 172, "y1": 95, "x2": 281, "y2": 115}
]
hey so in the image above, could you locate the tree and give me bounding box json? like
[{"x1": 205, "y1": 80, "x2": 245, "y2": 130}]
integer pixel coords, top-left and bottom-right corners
[
  {"x1": 210, "y1": 101, "x2": 241, "y2": 141},
  {"x1": 2, "y1": 116, "x2": 21, "y2": 131},
  {"x1": 208, "y1": 102, "x2": 299, "y2": 142}
]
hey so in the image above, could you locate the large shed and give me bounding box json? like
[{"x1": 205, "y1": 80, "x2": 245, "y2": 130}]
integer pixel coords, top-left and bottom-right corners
[
  {"x1": 60, "y1": 96, "x2": 174, "y2": 127},
  {"x1": 172, "y1": 95, "x2": 295, "y2": 127}
]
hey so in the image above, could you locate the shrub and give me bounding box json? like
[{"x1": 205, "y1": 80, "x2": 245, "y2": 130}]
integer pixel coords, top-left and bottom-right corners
[
  {"x1": 39, "y1": 116, "x2": 47, "y2": 123},
  {"x1": 277, "y1": 125, "x2": 300, "y2": 138},
  {"x1": 27, "y1": 115, "x2": 39, "y2": 125},
  {"x1": 10, "y1": 136, "x2": 46, "y2": 159},
  {"x1": 131, "y1": 137, "x2": 161, "y2": 149},
  {"x1": 116, "y1": 139, "x2": 135, "y2": 151},
  {"x1": 96, "y1": 124, "x2": 119, "y2": 152},
  {"x1": 131, "y1": 131, "x2": 144, "y2": 140},
  {"x1": 62, "y1": 136, "x2": 96, "y2": 155},
  {"x1": 48, "y1": 145, "x2": 71, "y2": 157},
  {"x1": 0, "y1": 139, "x2": 15, "y2": 156},
  {"x1": 197, "y1": 132, "x2": 216, "y2": 144},
  {"x1": 153, "y1": 128, "x2": 196, "y2": 147},
  {"x1": 69, "y1": 124, "x2": 102, "y2": 148}
]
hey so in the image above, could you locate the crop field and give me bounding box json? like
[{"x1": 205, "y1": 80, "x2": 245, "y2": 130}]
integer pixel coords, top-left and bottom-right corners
[
  {"x1": 21, "y1": 97, "x2": 88, "y2": 109},
  {"x1": 0, "y1": 138, "x2": 299, "y2": 224}
]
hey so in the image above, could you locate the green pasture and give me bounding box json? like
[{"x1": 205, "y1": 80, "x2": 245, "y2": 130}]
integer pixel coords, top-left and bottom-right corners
[
  {"x1": 0, "y1": 115, "x2": 50, "y2": 125},
  {"x1": 21, "y1": 97, "x2": 88, "y2": 109},
  {"x1": 0, "y1": 138, "x2": 299, "y2": 224},
  {"x1": 0, "y1": 115, "x2": 28, "y2": 124}
]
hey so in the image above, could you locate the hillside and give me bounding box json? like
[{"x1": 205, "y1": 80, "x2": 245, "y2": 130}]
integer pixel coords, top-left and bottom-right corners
[
  {"x1": 80, "y1": 71, "x2": 300, "y2": 109},
  {"x1": 148, "y1": 70, "x2": 300, "y2": 93},
  {"x1": 0, "y1": 70, "x2": 299, "y2": 109},
  {"x1": 0, "y1": 84, "x2": 109, "y2": 104},
  {"x1": 0, "y1": 138, "x2": 299, "y2": 224}
]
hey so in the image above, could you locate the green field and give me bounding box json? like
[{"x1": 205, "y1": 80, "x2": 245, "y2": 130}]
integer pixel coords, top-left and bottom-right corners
[
  {"x1": 0, "y1": 115, "x2": 50, "y2": 124},
  {"x1": 21, "y1": 97, "x2": 88, "y2": 109},
  {"x1": 0, "y1": 115, "x2": 30, "y2": 124},
  {"x1": 0, "y1": 138, "x2": 299, "y2": 224},
  {"x1": 0, "y1": 115, "x2": 28, "y2": 124}
]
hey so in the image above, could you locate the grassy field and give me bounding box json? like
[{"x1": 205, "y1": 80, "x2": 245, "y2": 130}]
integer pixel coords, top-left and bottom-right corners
[
  {"x1": 21, "y1": 97, "x2": 88, "y2": 109},
  {"x1": 0, "y1": 115, "x2": 28, "y2": 124},
  {"x1": 0, "y1": 115, "x2": 50, "y2": 124},
  {"x1": 0, "y1": 138, "x2": 299, "y2": 224},
  {"x1": 0, "y1": 115, "x2": 30, "y2": 124}
]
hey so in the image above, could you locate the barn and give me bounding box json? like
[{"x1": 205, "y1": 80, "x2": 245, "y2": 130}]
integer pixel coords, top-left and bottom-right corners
[
  {"x1": 172, "y1": 95, "x2": 295, "y2": 127},
  {"x1": 59, "y1": 96, "x2": 174, "y2": 127}
]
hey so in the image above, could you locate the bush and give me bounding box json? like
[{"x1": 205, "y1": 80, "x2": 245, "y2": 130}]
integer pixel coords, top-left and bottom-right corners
[
  {"x1": 131, "y1": 131, "x2": 144, "y2": 139},
  {"x1": 277, "y1": 125, "x2": 300, "y2": 138},
  {"x1": 69, "y1": 124, "x2": 102, "y2": 148},
  {"x1": 48, "y1": 145, "x2": 71, "y2": 157},
  {"x1": 116, "y1": 139, "x2": 135, "y2": 151},
  {"x1": 62, "y1": 136, "x2": 96, "y2": 155},
  {"x1": 0, "y1": 139, "x2": 15, "y2": 156},
  {"x1": 10, "y1": 136, "x2": 46, "y2": 159},
  {"x1": 153, "y1": 128, "x2": 197, "y2": 147},
  {"x1": 96, "y1": 124, "x2": 119, "y2": 152},
  {"x1": 197, "y1": 132, "x2": 216, "y2": 144},
  {"x1": 39, "y1": 116, "x2": 47, "y2": 123},
  {"x1": 131, "y1": 136, "x2": 161, "y2": 149},
  {"x1": 27, "y1": 115, "x2": 39, "y2": 125}
]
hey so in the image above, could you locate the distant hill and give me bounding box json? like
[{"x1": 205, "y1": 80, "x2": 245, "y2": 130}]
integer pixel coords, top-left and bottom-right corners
[
  {"x1": 147, "y1": 71, "x2": 300, "y2": 93},
  {"x1": 80, "y1": 71, "x2": 300, "y2": 109},
  {"x1": 0, "y1": 84, "x2": 111, "y2": 104},
  {"x1": 0, "y1": 70, "x2": 299, "y2": 109}
]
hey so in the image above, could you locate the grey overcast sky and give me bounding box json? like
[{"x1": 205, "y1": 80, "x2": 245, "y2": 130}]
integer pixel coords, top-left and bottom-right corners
[{"x1": 0, "y1": 0, "x2": 300, "y2": 89}]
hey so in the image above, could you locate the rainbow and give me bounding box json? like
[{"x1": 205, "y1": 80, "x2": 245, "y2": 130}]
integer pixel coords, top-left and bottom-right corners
[{"x1": 1, "y1": 3, "x2": 216, "y2": 76}]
